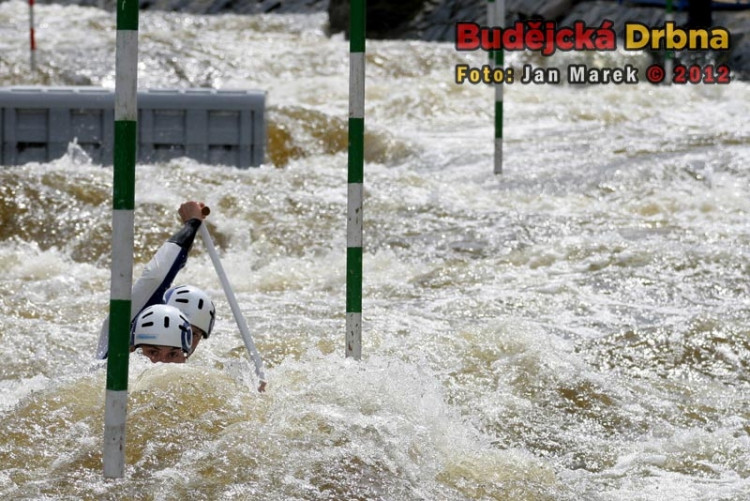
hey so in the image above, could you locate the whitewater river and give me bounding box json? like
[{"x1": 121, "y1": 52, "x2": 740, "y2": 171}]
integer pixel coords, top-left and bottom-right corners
[{"x1": 1, "y1": 1, "x2": 749, "y2": 499}]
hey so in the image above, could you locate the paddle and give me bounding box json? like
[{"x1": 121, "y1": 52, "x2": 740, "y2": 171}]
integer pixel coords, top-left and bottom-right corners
[{"x1": 200, "y1": 206, "x2": 267, "y2": 392}]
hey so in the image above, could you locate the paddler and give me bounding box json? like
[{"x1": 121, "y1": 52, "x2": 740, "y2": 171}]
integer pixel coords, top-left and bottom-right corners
[{"x1": 96, "y1": 201, "x2": 216, "y2": 362}]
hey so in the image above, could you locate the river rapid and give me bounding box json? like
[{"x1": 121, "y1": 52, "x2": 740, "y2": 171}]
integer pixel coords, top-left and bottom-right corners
[{"x1": 1, "y1": 1, "x2": 749, "y2": 499}]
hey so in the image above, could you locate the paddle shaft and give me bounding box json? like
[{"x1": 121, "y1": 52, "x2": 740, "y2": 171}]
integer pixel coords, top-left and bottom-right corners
[{"x1": 199, "y1": 208, "x2": 266, "y2": 392}]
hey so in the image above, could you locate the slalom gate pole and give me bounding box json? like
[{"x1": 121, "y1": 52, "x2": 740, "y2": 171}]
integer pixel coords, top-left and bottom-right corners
[
  {"x1": 487, "y1": 0, "x2": 495, "y2": 65},
  {"x1": 664, "y1": 0, "x2": 674, "y2": 84},
  {"x1": 28, "y1": 0, "x2": 36, "y2": 71},
  {"x1": 490, "y1": 0, "x2": 504, "y2": 174},
  {"x1": 102, "y1": 0, "x2": 138, "y2": 479},
  {"x1": 346, "y1": 0, "x2": 365, "y2": 361},
  {"x1": 198, "y1": 215, "x2": 267, "y2": 392}
]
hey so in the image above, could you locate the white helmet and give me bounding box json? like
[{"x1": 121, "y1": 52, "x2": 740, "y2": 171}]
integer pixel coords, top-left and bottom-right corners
[
  {"x1": 164, "y1": 285, "x2": 216, "y2": 338},
  {"x1": 131, "y1": 304, "x2": 193, "y2": 353}
]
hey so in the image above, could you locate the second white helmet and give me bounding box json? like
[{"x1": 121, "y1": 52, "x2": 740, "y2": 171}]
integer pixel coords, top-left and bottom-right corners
[{"x1": 164, "y1": 285, "x2": 216, "y2": 338}]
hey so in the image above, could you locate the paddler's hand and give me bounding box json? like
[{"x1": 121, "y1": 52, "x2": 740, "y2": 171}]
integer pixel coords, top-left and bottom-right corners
[{"x1": 178, "y1": 201, "x2": 207, "y2": 223}]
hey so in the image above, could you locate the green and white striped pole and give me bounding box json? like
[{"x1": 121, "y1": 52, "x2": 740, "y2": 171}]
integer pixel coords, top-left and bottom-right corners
[
  {"x1": 664, "y1": 0, "x2": 674, "y2": 85},
  {"x1": 346, "y1": 0, "x2": 365, "y2": 361},
  {"x1": 103, "y1": 0, "x2": 138, "y2": 479},
  {"x1": 488, "y1": 0, "x2": 504, "y2": 174},
  {"x1": 487, "y1": 0, "x2": 495, "y2": 78}
]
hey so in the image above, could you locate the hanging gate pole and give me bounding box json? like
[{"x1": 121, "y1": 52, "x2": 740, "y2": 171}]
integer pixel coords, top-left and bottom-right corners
[
  {"x1": 488, "y1": 0, "x2": 505, "y2": 174},
  {"x1": 664, "y1": 0, "x2": 674, "y2": 84},
  {"x1": 28, "y1": 0, "x2": 36, "y2": 71},
  {"x1": 103, "y1": 0, "x2": 139, "y2": 479},
  {"x1": 346, "y1": 0, "x2": 365, "y2": 361}
]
